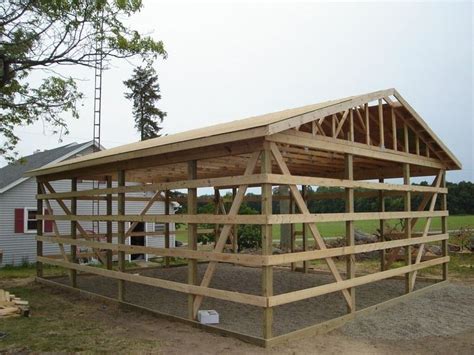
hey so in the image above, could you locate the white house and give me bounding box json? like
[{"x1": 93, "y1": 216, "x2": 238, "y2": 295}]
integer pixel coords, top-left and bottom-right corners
[{"x1": 0, "y1": 141, "x2": 176, "y2": 266}]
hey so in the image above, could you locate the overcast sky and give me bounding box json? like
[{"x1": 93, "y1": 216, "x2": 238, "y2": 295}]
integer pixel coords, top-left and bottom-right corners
[{"x1": 4, "y1": 0, "x2": 473, "y2": 182}]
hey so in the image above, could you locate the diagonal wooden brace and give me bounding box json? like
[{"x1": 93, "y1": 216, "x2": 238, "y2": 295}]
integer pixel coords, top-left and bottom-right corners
[
  {"x1": 269, "y1": 142, "x2": 353, "y2": 310},
  {"x1": 192, "y1": 151, "x2": 261, "y2": 318}
]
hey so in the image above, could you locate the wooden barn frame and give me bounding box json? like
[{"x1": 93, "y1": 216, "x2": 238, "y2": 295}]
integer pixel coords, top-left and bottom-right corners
[{"x1": 26, "y1": 88, "x2": 461, "y2": 347}]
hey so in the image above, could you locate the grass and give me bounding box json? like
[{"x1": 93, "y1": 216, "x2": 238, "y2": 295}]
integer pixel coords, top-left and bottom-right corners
[
  {"x1": 0, "y1": 283, "x2": 162, "y2": 352},
  {"x1": 175, "y1": 215, "x2": 474, "y2": 242}
]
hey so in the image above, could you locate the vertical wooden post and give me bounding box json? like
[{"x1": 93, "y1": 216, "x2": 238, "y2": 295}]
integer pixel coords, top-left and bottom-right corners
[
  {"x1": 391, "y1": 108, "x2": 397, "y2": 151},
  {"x1": 365, "y1": 103, "x2": 370, "y2": 145},
  {"x1": 345, "y1": 122, "x2": 355, "y2": 313},
  {"x1": 403, "y1": 163, "x2": 412, "y2": 293},
  {"x1": 165, "y1": 190, "x2": 170, "y2": 268},
  {"x1": 302, "y1": 185, "x2": 309, "y2": 273},
  {"x1": 441, "y1": 171, "x2": 448, "y2": 280},
  {"x1": 36, "y1": 182, "x2": 44, "y2": 278},
  {"x1": 232, "y1": 187, "x2": 238, "y2": 253},
  {"x1": 106, "y1": 176, "x2": 113, "y2": 270},
  {"x1": 379, "y1": 178, "x2": 386, "y2": 271},
  {"x1": 117, "y1": 170, "x2": 126, "y2": 301},
  {"x1": 71, "y1": 178, "x2": 78, "y2": 287},
  {"x1": 187, "y1": 160, "x2": 198, "y2": 319},
  {"x1": 290, "y1": 193, "x2": 296, "y2": 272},
  {"x1": 214, "y1": 187, "x2": 220, "y2": 245},
  {"x1": 261, "y1": 146, "x2": 273, "y2": 339},
  {"x1": 378, "y1": 99, "x2": 384, "y2": 148}
]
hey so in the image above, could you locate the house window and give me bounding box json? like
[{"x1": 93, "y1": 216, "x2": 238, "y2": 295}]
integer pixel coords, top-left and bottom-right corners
[
  {"x1": 154, "y1": 223, "x2": 165, "y2": 233},
  {"x1": 24, "y1": 208, "x2": 38, "y2": 233}
]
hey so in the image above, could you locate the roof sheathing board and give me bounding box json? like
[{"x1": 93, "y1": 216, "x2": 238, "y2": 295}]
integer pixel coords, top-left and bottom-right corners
[{"x1": 25, "y1": 88, "x2": 461, "y2": 177}]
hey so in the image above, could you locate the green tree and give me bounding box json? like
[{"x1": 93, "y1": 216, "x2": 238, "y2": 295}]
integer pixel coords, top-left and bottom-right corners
[
  {"x1": 123, "y1": 64, "x2": 166, "y2": 140},
  {"x1": 0, "y1": 0, "x2": 166, "y2": 161}
]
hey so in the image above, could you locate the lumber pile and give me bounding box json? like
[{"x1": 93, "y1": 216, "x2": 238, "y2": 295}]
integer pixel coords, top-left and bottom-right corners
[{"x1": 0, "y1": 289, "x2": 30, "y2": 318}]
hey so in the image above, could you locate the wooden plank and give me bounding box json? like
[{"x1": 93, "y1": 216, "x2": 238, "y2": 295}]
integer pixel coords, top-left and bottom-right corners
[
  {"x1": 403, "y1": 163, "x2": 412, "y2": 293},
  {"x1": 364, "y1": 103, "x2": 370, "y2": 145},
  {"x1": 268, "y1": 257, "x2": 449, "y2": 307},
  {"x1": 106, "y1": 176, "x2": 113, "y2": 270},
  {"x1": 345, "y1": 152, "x2": 355, "y2": 313},
  {"x1": 187, "y1": 160, "x2": 198, "y2": 319},
  {"x1": 38, "y1": 210, "x2": 448, "y2": 225},
  {"x1": 36, "y1": 173, "x2": 269, "y2": 200},
  {"x1": 117, "y1": 170, "x2": 126, "y2": 302},
  {"x1": 391, "y1": 108, "x2": 397, "y2": 150},
  {"x1": 36, "y1": 235, "x2": 265, "y2": 266},
  {"x1": 261, "y1": 145, "x2": 273, "y2": 339},
  {"x1": 266, "y1": 130, "x2": 446, "y2": 169},
  {"x1": 71, "y1": 178, "x2": 79, "y2": 284},
  {"x1": 379, "y1": 179, "x2": 385, "y2": 271},
  {"x1": 266, "y1": 233, "x2": 447, "y2": 265},
  {"x1": 378, "y1": 99, "x2": 384, "y2": 148},
  {"x1": 165, "y1": 190, "x2": 170, "y2": 268},
  {"x1": 37, "y1": 257, "x2": 267, "y2": 307},
  {"x1": 441, "y1": 171, "x2": 448, "y2": 280}
]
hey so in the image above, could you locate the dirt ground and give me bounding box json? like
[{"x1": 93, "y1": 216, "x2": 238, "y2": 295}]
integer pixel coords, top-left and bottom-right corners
[{"x1": 0, "y1": 277, "x2": 473, "y2": 354}]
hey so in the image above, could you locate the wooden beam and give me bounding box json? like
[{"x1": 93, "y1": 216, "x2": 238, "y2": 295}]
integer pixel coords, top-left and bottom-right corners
[
  {"x1": 106, "y1": 176, "x2": 113, "y2": 270},
  {"x1": 187, "y1": 160, "x2": 198, "y2": 319},
  {"x1": 71, "y1": 178, "x2": 78, "y2": 285},
  {"x1": 267, "y1": 130, "x2": 446, "y2": 170},
  {"x1": 403, "y1": 163, "x2": 412, "y2": 293},
  {"x1": 165, "y1": 190, "x2": 170, "y2": 268},
  {"x1": 37, "y1": 256, "x2": 267, "y2": 307},
  {"x1": 391, "y1": 108, "x2": 397, "y2": 151},
  {"x1": 378, "y1": 99, "x2": 384, "y2": 148},
  {"x1": 345, "y1": 153, "x2": 355, "y2": 313},
  {"x1": 261, "y1": 145, "x2": 273, "y2": 339},
  {"x1": 441, "y1": 171, "x2": 448, "y2": 280},
  {"x1": 267, "y1": 257, "x2": 449, "y2": 307},
  {"x1": 117, "y1": 170, "x2": 126, "y2": 301},
  {"x1": 379, "y1": 178, "x2": 385, "y2": 271},
  {"x1": 364, "y1": 103, "x2": 370, "y2": 145}
]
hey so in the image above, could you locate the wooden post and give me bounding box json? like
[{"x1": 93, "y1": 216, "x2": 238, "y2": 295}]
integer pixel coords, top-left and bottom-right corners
[
  {"x1": 71, "y1": 178, "x2": 78, "y2": 286},
  {"x1": 403, "y1": 163, "x2": 412, "y2": 293},
  {"x1": 345, "y1": 124, "x2": 355, "y2": 313},
  {"x1": 365, "y1": 103, "x2": 370, "y2": 145},
  {"x1": 117, "y1": 170, "x2": 126, "y2": 301},
  {"x1": 187, "y1": 160, "x2": 198, "y2": 319},
  {"x1": 302, "y1": 185, "x2": 309, "y2": 273},
  {"x1": 290, "y1": 193, "x2": 296, "y2": 271},
  {"x1": 165, "y1": 190, "x2": 171, "y2": 268},
  {"x1": 106, "y1": 176, "x2": 113, "y2": 270},
  {"x1": 36, "y1": 182, "x2": 44, "y2": 278},
  {"x1": 441, "y1": 171, "x2": 448, "y2": 280},
  {"x1": 391, "y1": 108, "x2": 397, "y2": 151},
  {"x1": 232, "y1": 187, "x2": 238, "y2": 253},
  {"x1": 378, "y1": 99, "x2": 384, "y2": 148},
  {"x1": 261, "y1": 146, "x2": 273, "y2": 339},
  {"x1": 379, "y1": 178, "x2": 386, "y2": 271}
]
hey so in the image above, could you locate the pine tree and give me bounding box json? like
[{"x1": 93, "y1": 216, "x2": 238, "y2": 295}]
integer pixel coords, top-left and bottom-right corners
[{"x1": 124, "y1": 65, "x2": 167, "y2": 140}]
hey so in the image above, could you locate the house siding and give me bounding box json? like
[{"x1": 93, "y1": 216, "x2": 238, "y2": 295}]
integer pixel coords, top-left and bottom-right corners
[{"x1": 0, "y1": 178, "x2": 176, "y2": 266}]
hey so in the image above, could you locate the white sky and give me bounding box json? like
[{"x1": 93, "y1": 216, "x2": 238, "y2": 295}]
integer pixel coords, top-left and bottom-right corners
[{"x1": 4, "y1": 0, "x2": 473, "y2": 182}]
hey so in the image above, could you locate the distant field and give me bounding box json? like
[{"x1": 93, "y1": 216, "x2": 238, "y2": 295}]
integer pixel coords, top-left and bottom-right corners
[{"x1": 175, "y1": 215, "x2": 474, "y2": 241}]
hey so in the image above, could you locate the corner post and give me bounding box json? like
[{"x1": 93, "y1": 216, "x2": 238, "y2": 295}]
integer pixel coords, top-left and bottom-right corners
[
  {"x1": 232, "y1": 187, "x2": 238, "y2": 253},
  {"x1": 117, "y1": 170, "x2": 126, "y2": 301},
  {"x1": 261, "y1": 145, "x2": 273, "y2": 339},
  {"x1": 379, "y1": 178, "x2": 386, "y2": 271},
  {"x1": 187, "y1": 160, "x2": 198, "y2": 319},
  {"x1": 345, "y1": 118, "x2": 355, "y2": 313},
  {"x1": 71, "y1": 178, "x2": 78, "y2": 287},
  {"x1": 165, "y1": 189, "x2": 170, "y2": 268},
  {"x1": 36, "y1": 181, "x2": 44, "y2": 278},
  {"x1": 441, "y1": 171, "x2": 448, "y2": 280},
  {"x1": 106, "y1": 176, "x2": 113, "y2": 270},
  {"x1": 302, "y1": 185, "x2": 309, "y2": 273},
  {"x1": 403, "y1": 163, "x2": 412, "y2": 293}
]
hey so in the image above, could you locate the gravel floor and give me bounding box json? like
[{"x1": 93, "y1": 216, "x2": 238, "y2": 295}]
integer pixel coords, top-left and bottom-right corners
[
  {"x1": 53, "y1": 264, "x2": 437, "y2": 338},
  {"x1": 340, "y1": 282, "x2": 474, "y2": 340}
]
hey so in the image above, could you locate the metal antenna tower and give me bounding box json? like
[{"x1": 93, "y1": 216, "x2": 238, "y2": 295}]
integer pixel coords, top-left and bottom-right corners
[{"x1": 92, "y1": 15, "x2": 104, "y2": 236}]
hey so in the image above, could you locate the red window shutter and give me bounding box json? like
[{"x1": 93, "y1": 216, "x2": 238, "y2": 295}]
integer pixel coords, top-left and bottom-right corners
[
  {"x1": 44, "y1": 210, "x2": 53, "y2": 233},
  {"x1": 14, "y1": 208, "x2": 24, "y2": 233}
]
